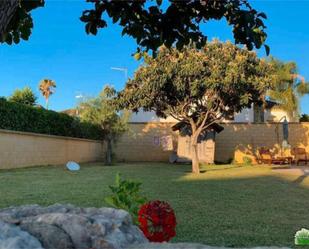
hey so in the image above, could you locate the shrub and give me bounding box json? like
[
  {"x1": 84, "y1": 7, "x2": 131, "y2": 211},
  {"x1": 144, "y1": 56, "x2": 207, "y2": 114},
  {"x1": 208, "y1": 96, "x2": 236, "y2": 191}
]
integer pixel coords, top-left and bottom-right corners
[
  {"x1": 300, "y1": 114, "x2": 309, "y2": 122},
  {"x1": 105, "y1": 173, "x2": 147, "y2": 224},
  {"x1": 138, "y1": 200, "x2": 177, "y2": 242},
  {"x1": 243, "y1": 156, "x2": 253, "y2": 166},
  {"x1": 0, "y1": 98, "x2": 102, "y2": 140},
  {"x1": 295, "y1": 228, "x2": 309, "y2": 246}
]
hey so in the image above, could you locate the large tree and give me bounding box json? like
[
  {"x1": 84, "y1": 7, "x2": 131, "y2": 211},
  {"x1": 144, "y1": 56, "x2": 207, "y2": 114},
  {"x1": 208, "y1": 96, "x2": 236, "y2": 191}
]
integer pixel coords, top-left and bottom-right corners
[
  {"x1": 117, "y1": 41, "x2": 272, "y2": 173},
  {"x1": 2, "y1": 1, "x2": 269, "y2": 54},
  {"x1": 78, "y1": 86, "x2": 129, "y2": 165},
  {"x1": 267, "y1": 58, "x2": 309, "y2": 120}
]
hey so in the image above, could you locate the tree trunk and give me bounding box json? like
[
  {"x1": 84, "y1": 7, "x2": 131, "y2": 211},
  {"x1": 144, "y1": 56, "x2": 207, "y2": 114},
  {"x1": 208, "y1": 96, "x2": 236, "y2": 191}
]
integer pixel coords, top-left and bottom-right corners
[
  {"x1": 191, "y1": 135, "x2": 200, "y2": 174},
  {"x1": 0, "y1": 0, "x2": 19, "y2": 37},
  {"x1": 45, "y1": 98, "x2": 49, "y2": 109},
  {"x1": 106, "y1": 137, "x2": 112, "y2": 165}
]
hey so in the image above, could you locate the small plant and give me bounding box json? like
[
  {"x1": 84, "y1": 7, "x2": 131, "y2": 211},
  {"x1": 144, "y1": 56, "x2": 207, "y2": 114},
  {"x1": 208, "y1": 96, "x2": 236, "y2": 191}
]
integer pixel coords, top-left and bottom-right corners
[
  {"x1": 105, "y1": 173, "x2": 147, "y2": 224},
  {"x1": 138, "y1": 200, "x2": 177, "y2": 242},
  {"x1": 295, "y1": 228, "x2": 309, "y2": 245},
  {"x1": 243, "y1": 156, "x2": 253, "y2": 166}
]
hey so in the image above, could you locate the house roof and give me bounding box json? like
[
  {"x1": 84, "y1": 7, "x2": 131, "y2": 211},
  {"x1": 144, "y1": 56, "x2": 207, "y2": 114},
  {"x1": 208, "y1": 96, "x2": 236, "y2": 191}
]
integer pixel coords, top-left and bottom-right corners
[
  {"x1": 60, "y1": 109, "x2": 78, "y2": 116},
  {"x1": 265, "y1": 100, "x2": 278, "y2": 109}
]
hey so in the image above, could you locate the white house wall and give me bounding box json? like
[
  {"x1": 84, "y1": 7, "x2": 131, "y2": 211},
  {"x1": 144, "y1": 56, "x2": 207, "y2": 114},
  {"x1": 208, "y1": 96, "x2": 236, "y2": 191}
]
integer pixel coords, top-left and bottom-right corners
[{"x1": 130, "y1": 108, "x2": 293, "y2": 123}]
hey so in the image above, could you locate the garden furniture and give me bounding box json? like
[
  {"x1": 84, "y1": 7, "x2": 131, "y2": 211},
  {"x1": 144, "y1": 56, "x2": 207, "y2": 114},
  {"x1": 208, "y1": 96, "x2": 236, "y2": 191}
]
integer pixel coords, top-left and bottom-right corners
[
  {"x1": 292, "y1": 147, "x2": 308, "y2": 165},
  {"x1": 257, "y1": 148, "x2": 287, "y2": 165}
]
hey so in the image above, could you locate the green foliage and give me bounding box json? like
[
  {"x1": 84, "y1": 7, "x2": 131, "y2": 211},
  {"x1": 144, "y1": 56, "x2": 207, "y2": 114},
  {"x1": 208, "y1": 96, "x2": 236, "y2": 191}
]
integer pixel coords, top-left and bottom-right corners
[
  {"x1": 267, "y1": 57, "x2": 309, "y2": 119},
  {"x1": 0, "y1": 98, "x2": 102, "y2": 140},
  {"x1": 295, "y1": 228, "x2": 309, "y2": 246},
  {"x1": 242, "y1": 156, "x2": 253, "y2": 166},
  {"x1": 80, "y1": 1, "x2": 269, "y2": 55},
  {"x1": 117, "y1": 41, "x2": 272, "y2": 172},
  {"x1": 118, "y1": 41, "x2": 272, "y2": 121},
  {"x1": 300, "y1": 114, "x2": 309, "y2": 122},
  {"x1": 0, "y1": 0, "x2": 45, "y2": 45},
  {"x1": 5, "y1": 1, "x2": 268, "y2": 55},
  {"x1": 8, "y1": 87, "x2": 37, "y2": 106},
  {"x1": 105, "y1": 173, "x2": 147, "y2": 224},
  {"x1": 78, "y1": 86, "x2": 128, "y2": 139},
  {"x1": 78, "y1": 86, "x2": 129, "y2": 164}
]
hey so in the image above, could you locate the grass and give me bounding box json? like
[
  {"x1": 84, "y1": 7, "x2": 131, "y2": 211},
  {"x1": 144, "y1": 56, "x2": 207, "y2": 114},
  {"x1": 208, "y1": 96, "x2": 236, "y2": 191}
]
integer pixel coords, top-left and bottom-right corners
[{"x1": 1, "y1": 163, "x2": 309, "y2": 247}]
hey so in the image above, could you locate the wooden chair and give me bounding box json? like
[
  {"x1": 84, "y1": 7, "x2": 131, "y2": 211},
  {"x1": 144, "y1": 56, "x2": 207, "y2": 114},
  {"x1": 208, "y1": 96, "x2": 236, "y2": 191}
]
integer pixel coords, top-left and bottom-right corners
[
  {"x1": 258, "y1": 148, "x2": 273, "y2": 165},
  {"x1": 292, "y1": 148, "x2": 308, "y2": 165},
  {"x1": 257, "y1": 147, "x2": 285, "y2": 165}
]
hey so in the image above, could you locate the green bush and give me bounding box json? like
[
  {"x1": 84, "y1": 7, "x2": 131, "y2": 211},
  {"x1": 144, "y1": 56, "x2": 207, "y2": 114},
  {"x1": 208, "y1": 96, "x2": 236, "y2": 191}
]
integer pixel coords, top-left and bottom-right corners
[
  {"x1": 242, "y1": 156, "x2": 253, "y2": 166},
  {"x1": 0, "y1": 98, "x2": 102, "y2": 140}
]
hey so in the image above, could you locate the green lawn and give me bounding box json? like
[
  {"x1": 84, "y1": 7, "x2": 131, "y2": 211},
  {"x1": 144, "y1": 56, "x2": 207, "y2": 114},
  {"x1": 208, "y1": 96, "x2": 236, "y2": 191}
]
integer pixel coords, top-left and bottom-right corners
[{"x1": 1, "y1": 163, "x2": 309, "y2": 247}]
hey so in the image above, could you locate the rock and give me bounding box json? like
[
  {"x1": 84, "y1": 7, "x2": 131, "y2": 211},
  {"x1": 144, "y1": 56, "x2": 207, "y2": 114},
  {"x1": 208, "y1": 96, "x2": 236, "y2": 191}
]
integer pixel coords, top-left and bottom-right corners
[
  {"x1": 19, "y1": 221, "x2": 74, "y2": 249},
  {"x1": 0, "y1": 220, "x2": 43, "y2": 249},
  {"x1": 32, "y1": 213, "x2": 92, "y2": 248},
  {"x1": 0, "y1": 204, "x2": 147, "y2": 249}
]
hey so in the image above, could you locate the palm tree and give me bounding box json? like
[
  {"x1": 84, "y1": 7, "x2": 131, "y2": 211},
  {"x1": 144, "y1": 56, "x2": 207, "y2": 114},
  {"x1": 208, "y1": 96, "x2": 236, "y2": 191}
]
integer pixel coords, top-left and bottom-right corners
[
  {"x1": 39, "y1": 79, "x2": 56, "y2": 109},
  {"x1": 267, "y1": 58, "x2": 309, "y2": 121}
]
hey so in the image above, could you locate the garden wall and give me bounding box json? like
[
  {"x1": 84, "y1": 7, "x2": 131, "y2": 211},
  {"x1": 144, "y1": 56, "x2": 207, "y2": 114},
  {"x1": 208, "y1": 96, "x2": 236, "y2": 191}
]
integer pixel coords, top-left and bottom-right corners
[
  {"x1": 216, "y1": 122, "x2": 309, "y2": 163},
  {"x1": 0, "y1": 129, "x2": 104, "y2": 169},
  {"x1": 115, "y1": 122, "x2": 309, "y2": 164},
  {"x1": 115, "y1": 123, "x2": 178, "y2": 162}
]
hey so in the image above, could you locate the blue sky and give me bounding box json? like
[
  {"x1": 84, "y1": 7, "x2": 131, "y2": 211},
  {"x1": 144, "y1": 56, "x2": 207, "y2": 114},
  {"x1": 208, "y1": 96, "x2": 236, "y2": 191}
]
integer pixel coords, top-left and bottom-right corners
[{"x1": 1, "y1": 0, "x2": 309, "y2": 113}]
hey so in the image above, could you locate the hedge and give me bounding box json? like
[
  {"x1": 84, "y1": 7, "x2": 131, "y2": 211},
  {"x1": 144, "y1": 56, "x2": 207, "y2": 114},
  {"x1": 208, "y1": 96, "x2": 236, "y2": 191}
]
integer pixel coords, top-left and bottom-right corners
[{"x1": 0, "y1": 98, "x2": 103, "y2": 140}]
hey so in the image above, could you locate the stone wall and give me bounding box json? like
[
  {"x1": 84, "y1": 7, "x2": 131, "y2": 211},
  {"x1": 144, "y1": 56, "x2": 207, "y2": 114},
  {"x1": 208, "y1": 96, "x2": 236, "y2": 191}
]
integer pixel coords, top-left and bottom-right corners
[{"x1": 0, "y1": 129, "x2": 104, "y2": 169}]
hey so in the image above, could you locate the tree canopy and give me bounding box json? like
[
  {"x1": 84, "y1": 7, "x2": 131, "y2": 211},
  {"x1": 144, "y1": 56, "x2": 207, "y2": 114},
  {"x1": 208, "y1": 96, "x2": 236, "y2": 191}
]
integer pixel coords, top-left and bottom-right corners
[
  {"x1": 117, "y1": 41, "x2": 273, "y2": 173},
  {"x1": 8, "y1": 86, "x2": 37, "y2": 106},
  {"x1": 300, "y1": 114, "x2": 309, "y2": 122},
  {"x1": 0, "y1": 0, "x2": 44, "y2": 44},
  {"x1": 81, "y1": 0, "x2": 269, "y2": 55},
  {"x1": 39, "y1": 79, "x2": 56, "y2": 109},
  {"x1": 1, "y1": 1, "x2": 269, "y2": 54},
  {"x1": 78, "y1": 86, "x2": 129, "y2": 165}
]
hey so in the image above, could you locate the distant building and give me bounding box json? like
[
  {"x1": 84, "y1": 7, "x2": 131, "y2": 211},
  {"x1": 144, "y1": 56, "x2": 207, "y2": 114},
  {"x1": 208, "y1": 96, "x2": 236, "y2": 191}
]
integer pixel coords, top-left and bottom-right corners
[{"x1": 130, "y1": 101, "x2": 297, "y2": 123}]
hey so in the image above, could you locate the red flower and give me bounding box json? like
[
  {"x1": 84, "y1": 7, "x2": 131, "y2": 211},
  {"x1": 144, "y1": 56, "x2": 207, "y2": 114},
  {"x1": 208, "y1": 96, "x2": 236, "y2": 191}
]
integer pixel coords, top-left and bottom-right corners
[{"x1": 138, "y1": 200, "x2": 177, "y2": 242}]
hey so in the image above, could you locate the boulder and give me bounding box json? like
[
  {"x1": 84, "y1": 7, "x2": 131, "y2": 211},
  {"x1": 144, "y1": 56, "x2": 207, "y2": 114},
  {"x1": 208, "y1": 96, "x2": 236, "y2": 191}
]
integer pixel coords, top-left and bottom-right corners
[
  {"x1": 0, "y1": 204, "x2": 147, "y2": 249},
  {"x1": 0, "y1": 220, "x2": 43, "y2": 249}
]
